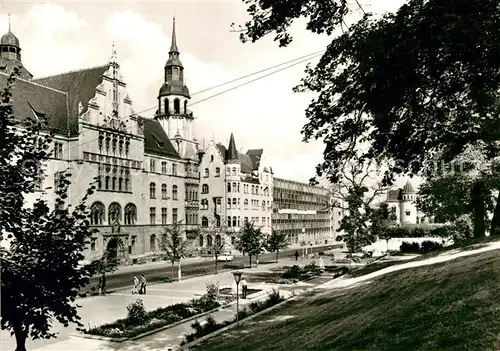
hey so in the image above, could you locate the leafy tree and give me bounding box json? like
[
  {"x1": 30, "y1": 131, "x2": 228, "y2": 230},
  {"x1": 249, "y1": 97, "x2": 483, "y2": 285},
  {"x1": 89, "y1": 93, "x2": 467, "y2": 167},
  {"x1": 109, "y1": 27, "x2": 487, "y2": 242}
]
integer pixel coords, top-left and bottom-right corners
[
  {"x1": 266, "y1": 230, "x2": 289, "y2": 263},
  {"x1": 370, "y1": 203, "x2": 398, "y2": 254},
  {"x1": 204, "y1": 215, "x2": 228, "y2": 274},
  {"x1": 332, "y1": 155, "x2": 389, "y2": 254},
  {"x1": 236, "y1": 219, "x2": 263, "y2": 267},
  {"x1": 238, "y1": 0, "x2": 500, "y2": 238},
  {"x1": 0, "y1": 70, "x2": 98, "y2": 351},
  {"x1": 160, "y1": 222, "x2": 189, "y2": 280}
]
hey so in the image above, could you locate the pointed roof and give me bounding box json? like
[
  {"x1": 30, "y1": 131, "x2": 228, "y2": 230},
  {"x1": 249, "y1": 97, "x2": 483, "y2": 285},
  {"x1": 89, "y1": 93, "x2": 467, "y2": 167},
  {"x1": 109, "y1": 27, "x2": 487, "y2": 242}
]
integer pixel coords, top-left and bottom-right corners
[
  {"x1": 226, "y1": 133, "x2": 239, "y2": 161},
  {"x1": 402, "y1": 180, "x2": 415, "y2": 194},
  {"x1": 170, "y1": 16, "x2": 178, "y2": 53}
]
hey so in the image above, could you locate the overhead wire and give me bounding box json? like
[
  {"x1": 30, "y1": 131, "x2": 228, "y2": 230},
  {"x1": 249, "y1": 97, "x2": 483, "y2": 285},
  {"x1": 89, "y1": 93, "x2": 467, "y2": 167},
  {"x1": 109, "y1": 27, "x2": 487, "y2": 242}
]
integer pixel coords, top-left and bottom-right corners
[{"x1": 66, "y1": 49, "x2": 325, "y2": 152}]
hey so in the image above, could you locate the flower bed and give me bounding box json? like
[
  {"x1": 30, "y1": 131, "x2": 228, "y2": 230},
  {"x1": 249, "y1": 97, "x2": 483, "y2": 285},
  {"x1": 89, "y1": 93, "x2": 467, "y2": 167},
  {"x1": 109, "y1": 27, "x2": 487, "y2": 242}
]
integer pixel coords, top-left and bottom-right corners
[
  {"x1": 181, "y1": 289, "x2": 285, "y2": 346},
  {"x1": 219, "y1": 288, "x2": 262, "y2": 296},
  {"x1": 85, "y1": 282, "x2": 224, "y2": 339}
]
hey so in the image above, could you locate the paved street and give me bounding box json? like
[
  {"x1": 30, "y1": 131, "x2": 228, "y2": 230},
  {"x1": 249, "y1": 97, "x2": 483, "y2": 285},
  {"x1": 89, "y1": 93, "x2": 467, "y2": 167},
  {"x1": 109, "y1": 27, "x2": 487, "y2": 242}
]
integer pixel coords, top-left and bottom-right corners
[
  {"x1": 83, "y1": 245, "x2": 336, "y2": 294},
  {"x1": 1, "y1": 252, "x2": 336, "y2": 351}
]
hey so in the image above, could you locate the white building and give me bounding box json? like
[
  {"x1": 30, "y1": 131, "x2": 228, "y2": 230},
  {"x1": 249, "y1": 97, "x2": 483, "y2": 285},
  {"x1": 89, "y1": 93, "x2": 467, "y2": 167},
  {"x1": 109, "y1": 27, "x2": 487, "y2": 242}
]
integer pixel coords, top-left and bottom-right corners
[
  {"x1": 386, "y1": 180, "x2": 429, "y2": 226},
  {"x1": 197, "y1": 134, "x2": 273, "y2": 253}
]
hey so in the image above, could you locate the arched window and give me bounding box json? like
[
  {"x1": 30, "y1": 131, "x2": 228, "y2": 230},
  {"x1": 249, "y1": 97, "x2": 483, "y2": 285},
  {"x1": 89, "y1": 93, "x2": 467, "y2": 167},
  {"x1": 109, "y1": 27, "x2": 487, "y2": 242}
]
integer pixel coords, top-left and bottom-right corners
[
  {"x1": 184, "y1": 100, "x2": 187, "y2": 113},
  {"x1": 202, "y1": 216, "x2": 208, "y2": 227},
  {"x1": 237, "y1": 183, "x2": 240, "y2": 192},
  {"x1": 90, "y1": 202, "x2": 105, "y2": 225},
  {"x1": 232, "y1": 217, "x2": 237, "y2": 227},
  {"x1": 172, "y1": 185, "x2": 178, "y2": 200},
  {"x1": 172, "y1": 163, "x2": 177, "y2": 175},
  {"x1": 262, "y1": 201, "x2": 266, "y2": 210},
  {"x1": 215, "y1": 235, "x2": 222, "y2": 247},
  {"x1": 124, "y1": 203, "x2": 137, "y2": 225},
  {"x1": 215, "y1": 167, "x2": 220, "y2": 177},
  {"x1": 150, "y1": 234, "x2": 157, "y2": 251},
  {"x1": 162, "y1": 184, "x2": 167, "y2": 199},
  {"x1": 228, "y1": 216, "x2": 231, "y2": 227},
  {"x1": 119, "y1": 177, "x2": 123, "y2": 191},
  {"x1": 164, "y1": 98, "x2": 169, "y2": 114},
  {"x1": 227, "y1": 198, "x2": 231, "y2": 209},
  {"x1": 227, "y1": 182, "x2": 231, "y2": 192},
  {"x1": 207, "y1": 235, "x2": 213, "y2": 247},
  {"x1": 150, "y1": 182, "x2": 156, "y2": 199},
  {"x1": 108, "y1": 202, "x2": 121, "y2": 223},
  {"x1": 202, "y1": 184, "x2": 209, "y2": 194},
  {"x1": 174, "y1": 98, "x2": 180, "y2": 113},
  {"x1": 232, "y1": 198, "x2": 237, "y2": 206},
  {"x1": 199, "y1": 235, "x2": 204, "y2": 247},
  {"x1": 112, "y1": 176, "x2": 117, "y2": 190},
  {"x1": 204, "y1": 168, "x2": 209, "y2": 177},
  {"x1": 232, "y1": 182, "x2": 236, "y2": 192},
  {"x1": 210, "y1": 155, "x2": 214, "y2": 162},
  {"x1": 244, "y1": 199, "x2": 249, "y2": 207},
  {"x1": 232, "y1": 167, "x2": 236, "y2": 175}
]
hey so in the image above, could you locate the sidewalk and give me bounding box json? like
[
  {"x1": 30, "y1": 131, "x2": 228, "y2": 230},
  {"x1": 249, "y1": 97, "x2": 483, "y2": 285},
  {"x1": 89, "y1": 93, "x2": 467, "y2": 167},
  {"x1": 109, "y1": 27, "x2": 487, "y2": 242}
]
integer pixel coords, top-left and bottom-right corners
[
  {"x1": 7, "y1": 257, "x2": 318, "y2": 351},
  {"x1": 33, "y1": 266, "x2": 332, "y2": 351}
]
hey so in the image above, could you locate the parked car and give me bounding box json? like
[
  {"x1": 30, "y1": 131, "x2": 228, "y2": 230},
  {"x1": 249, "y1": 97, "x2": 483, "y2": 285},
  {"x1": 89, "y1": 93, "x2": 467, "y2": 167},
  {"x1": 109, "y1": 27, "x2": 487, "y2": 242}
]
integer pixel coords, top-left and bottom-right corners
[
  {"x1": 217, "y1": 253, "x2": 234, "y2": 262},
  {"x1": 260, "y1": 248, "x2": 269, "y2": 254}
]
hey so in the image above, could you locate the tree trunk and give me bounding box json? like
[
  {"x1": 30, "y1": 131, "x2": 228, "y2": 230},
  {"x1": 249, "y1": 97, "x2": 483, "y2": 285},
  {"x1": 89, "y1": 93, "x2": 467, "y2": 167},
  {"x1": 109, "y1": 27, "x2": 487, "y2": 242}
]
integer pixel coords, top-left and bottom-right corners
[
  {"x1": 490, "y1": 191, "x2": 500, "y2": 236},
  {"x1": 215, "y1": 256, "x2": 218, "y2": 275},
  {"x1": 14, "y1": 324, "x2": 27, "y2": 351},
  {"x1": 171, "y1": 262, "x2": 175, "y2": 280},
  {"x1": 275, "y1": 250, "x2": 279, "y2": 263},
  {"x1": 472, "y1": 181, "x2": 486, "y2": 238},
  {"x1": 249, "y1": 255, "x2": 252, "y2": 268}
]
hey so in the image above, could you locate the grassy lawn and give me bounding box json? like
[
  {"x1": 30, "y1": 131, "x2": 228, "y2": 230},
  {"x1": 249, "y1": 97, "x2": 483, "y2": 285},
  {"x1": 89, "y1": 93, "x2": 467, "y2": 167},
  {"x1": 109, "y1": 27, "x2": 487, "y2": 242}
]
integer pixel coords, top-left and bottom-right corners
[{"x1": 191, "y1": 248, "x2": 500, "y2": 351}]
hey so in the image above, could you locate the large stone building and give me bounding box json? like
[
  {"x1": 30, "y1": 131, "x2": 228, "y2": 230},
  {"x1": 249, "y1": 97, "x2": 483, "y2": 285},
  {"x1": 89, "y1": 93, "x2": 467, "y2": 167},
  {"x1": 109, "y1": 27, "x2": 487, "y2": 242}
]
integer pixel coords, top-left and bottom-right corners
[
  {"x1": 4, "y1": 19, "x2": 201, "y2": 264},
  {"x1": 272, "y1": 178, "x2": 336, "y2": 245},
  {"x1": 196, "y1": 134, "x2": 274, "y2": 254}
]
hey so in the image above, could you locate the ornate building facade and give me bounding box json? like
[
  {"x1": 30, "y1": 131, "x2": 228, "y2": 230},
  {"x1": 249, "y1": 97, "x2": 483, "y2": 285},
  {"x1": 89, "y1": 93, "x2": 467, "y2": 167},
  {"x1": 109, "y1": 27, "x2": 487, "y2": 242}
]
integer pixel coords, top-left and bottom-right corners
[
  {"x1": 4, "y1": 19, "x2": 200, "y2": 265},
  {"x1": 197, "y1": 134, "x2": 273, "y2": 254}
]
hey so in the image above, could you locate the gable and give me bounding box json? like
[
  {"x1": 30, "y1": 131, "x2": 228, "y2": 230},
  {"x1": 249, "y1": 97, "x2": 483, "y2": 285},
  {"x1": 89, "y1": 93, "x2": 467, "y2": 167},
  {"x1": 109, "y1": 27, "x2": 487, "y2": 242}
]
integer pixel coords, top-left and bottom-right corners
[{"x1": 138, "y1": 117, "x2": 180, "y2": 159}]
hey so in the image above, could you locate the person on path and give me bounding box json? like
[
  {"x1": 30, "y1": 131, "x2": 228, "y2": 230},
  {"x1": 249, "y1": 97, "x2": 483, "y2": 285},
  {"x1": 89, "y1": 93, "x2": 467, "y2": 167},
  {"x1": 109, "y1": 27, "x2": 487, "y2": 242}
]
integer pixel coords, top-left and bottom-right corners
[
  {"x1": 140, "y1": 275, "x2": 147, "y2": 295},
  {"x1": 132, "y1": 276, "x2": 139, "y2": 294},
  {"x1": 294, "y1": 250, "x2": 299, "y2": 261},
  {"x1": 241, "y1": 277, "x2": 248, "y2": 299},
  {"x1": 100, "y1": 274, "x2": 106, "y2": 295}
]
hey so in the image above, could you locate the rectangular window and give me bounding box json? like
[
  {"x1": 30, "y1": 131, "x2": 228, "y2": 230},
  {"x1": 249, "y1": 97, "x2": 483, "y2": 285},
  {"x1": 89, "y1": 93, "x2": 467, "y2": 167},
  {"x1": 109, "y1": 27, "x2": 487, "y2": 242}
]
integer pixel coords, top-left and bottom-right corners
[
  {"x1": 150, "y1": 207, "x2": 156, "y2": 225},
  {"x1": 53, "y1": 142, "x2": 63, "y2": 159},
  {"x1": 172, "y1": 163, "x2": 177, "y2": 176},
  {"x1": 172, "y1": 208, "x2": 178, "y2": 224},
  {"x1": 161, "y1": 207, "x2": 167, "y2": 225},
  {"x1": 150, "y1": 159, "x2": 156, "y2": 173},
  {"x1": 161, "y1": 161, "x2": 167, "y2": 174}
]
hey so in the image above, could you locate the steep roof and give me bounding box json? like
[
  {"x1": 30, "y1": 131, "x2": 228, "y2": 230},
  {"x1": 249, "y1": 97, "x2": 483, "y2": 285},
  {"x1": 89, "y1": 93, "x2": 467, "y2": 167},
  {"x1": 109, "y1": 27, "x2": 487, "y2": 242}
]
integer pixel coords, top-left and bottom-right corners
[
  {"x1": 33, "y1": 65, "x2": 109, "y2": 131},
  {"x1": 138, "y1": 116, "x2": 180, "y2": 159},
  {"x1": 226, "y1": 133, "x2": 239, "y2": 161},
  {"x1": 386, "y1": 189, "x2": 402, "y2": 202},
  {"x1": 0, "y1": 58, "x2": 33, "y2": 80},
  {"x1": 0, "y1": 73, "x2": 73, "y2": 136},
  {"x1": 246, "y1": 149, "x2": 263, "y2": 170},
  {"x1": 402, "y1": 180, "x2": 416, "y2": 194}
]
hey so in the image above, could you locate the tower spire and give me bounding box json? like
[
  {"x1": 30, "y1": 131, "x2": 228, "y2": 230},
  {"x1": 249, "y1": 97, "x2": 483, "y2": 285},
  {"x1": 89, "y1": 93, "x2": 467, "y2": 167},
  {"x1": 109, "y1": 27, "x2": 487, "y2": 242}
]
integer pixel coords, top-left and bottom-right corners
[
  {"x1": 170, "y1": 16, "x2": 178, "y2": 53},
  {"x1": 109, "y1": 41, "x2": 118, "y2": 65},
  {"x1": 8, "y1": 13, "x2": 10, "y2": 32}
]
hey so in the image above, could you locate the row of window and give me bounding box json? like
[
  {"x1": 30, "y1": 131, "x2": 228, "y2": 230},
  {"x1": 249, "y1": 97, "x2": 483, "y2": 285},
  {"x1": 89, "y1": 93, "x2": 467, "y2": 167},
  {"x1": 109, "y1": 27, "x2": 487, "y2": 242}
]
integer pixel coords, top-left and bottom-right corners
[
  {"x1": 150, "y1": 159, "x2": 178, "y2": 175},
  {"x1": 149, "y1": 207, "x2": 178, "y2": 224},
  {"x1": 90, "y1": 202, "x2": 136, "y2": 225},
  {"x1": 226, "y1": 216, "x2": 270, "y2": 227},
  {"x1": 203, "y1": 167, "x2": 221, "y2": 178},
  {"x1": 84, "y1": 154, "x2": 141, "y2": 169},
  {"x1": 149, "y1": 183, "x2": 178, "y2": 200},
  {"x1": 98, "y1": 132, "x2": 130, "y2": 156},
  {"x1": 227, "y1": 182, "x2": 270, "y2": 196}
]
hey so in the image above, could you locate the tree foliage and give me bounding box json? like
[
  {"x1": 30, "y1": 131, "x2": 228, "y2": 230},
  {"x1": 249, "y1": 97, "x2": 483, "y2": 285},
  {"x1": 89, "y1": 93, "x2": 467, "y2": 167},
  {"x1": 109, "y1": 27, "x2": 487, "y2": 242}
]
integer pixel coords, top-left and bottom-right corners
[
  {"x1": 265, "y1": 230, "x2": 289, "y2": 263},
  {"x1": 0, "y1": 70, "x2": 98, "y2": 351},
  {"x1": 235, "y1": 219, "x2": 264, "y2": 267},
  {"x1": 240, "y1": 0, "x2": 500, "y2": 238},
  {"x1": 160, "y1": 223, "x2": 189, "y2": 280}
]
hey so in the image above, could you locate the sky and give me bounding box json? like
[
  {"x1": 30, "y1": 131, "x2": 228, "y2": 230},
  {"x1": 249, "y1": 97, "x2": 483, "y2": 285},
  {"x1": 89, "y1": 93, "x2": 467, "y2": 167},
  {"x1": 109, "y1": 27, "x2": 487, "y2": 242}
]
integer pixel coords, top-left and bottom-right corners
[{"x1": 0, "y1": 0, "x2": 412, "y2": 187}]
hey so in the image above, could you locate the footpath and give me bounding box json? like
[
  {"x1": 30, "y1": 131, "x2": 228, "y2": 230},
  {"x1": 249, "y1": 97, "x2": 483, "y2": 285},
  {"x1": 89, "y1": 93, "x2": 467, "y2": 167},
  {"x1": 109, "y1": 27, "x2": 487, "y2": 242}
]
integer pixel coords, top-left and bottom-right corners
[{"x1": 29, "y1": 256, "x2": 327, "y2": 351}]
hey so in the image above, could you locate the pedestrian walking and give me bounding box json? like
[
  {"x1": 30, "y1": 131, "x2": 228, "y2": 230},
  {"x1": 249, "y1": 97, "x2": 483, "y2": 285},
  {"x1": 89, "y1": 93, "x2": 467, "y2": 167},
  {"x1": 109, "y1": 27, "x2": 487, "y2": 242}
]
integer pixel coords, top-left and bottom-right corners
[
  {"x1": 294, "y1": 250, "x2": 299, "y2": 261},
  {"x1": 132, "y1": 276, "x2": 139, "y2": 294},
  {"x1": 241, "y1": 277, "x2": 248, "y2": 299},
  {"x1": 139, "y1": 275, "x2": 147, "y2": 295},
  {"x1": 100, "y1": 274, "x2": 107, "y2": 296}
]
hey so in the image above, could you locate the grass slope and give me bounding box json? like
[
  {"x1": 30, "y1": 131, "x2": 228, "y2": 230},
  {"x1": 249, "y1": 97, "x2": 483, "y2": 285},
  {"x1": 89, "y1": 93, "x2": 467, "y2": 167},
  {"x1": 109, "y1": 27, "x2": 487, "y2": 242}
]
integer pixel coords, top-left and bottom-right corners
[{"x1": 192, "y1": 249, "x2": 500, "y2": 351}]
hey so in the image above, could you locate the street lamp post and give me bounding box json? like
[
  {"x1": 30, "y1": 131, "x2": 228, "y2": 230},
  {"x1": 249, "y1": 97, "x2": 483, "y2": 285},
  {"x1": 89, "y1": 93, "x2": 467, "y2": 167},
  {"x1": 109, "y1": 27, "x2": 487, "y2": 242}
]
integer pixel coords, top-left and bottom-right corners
[{"x1": 233, "y1": 271, "x2": 242, "y2": 325}]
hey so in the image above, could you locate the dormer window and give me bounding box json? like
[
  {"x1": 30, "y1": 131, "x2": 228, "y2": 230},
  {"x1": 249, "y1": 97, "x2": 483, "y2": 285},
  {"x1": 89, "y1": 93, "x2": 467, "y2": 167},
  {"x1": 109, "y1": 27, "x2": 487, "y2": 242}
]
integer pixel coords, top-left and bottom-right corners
[{"x1": 151, "y1": 133, "x2": 164, "y2": 148}]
